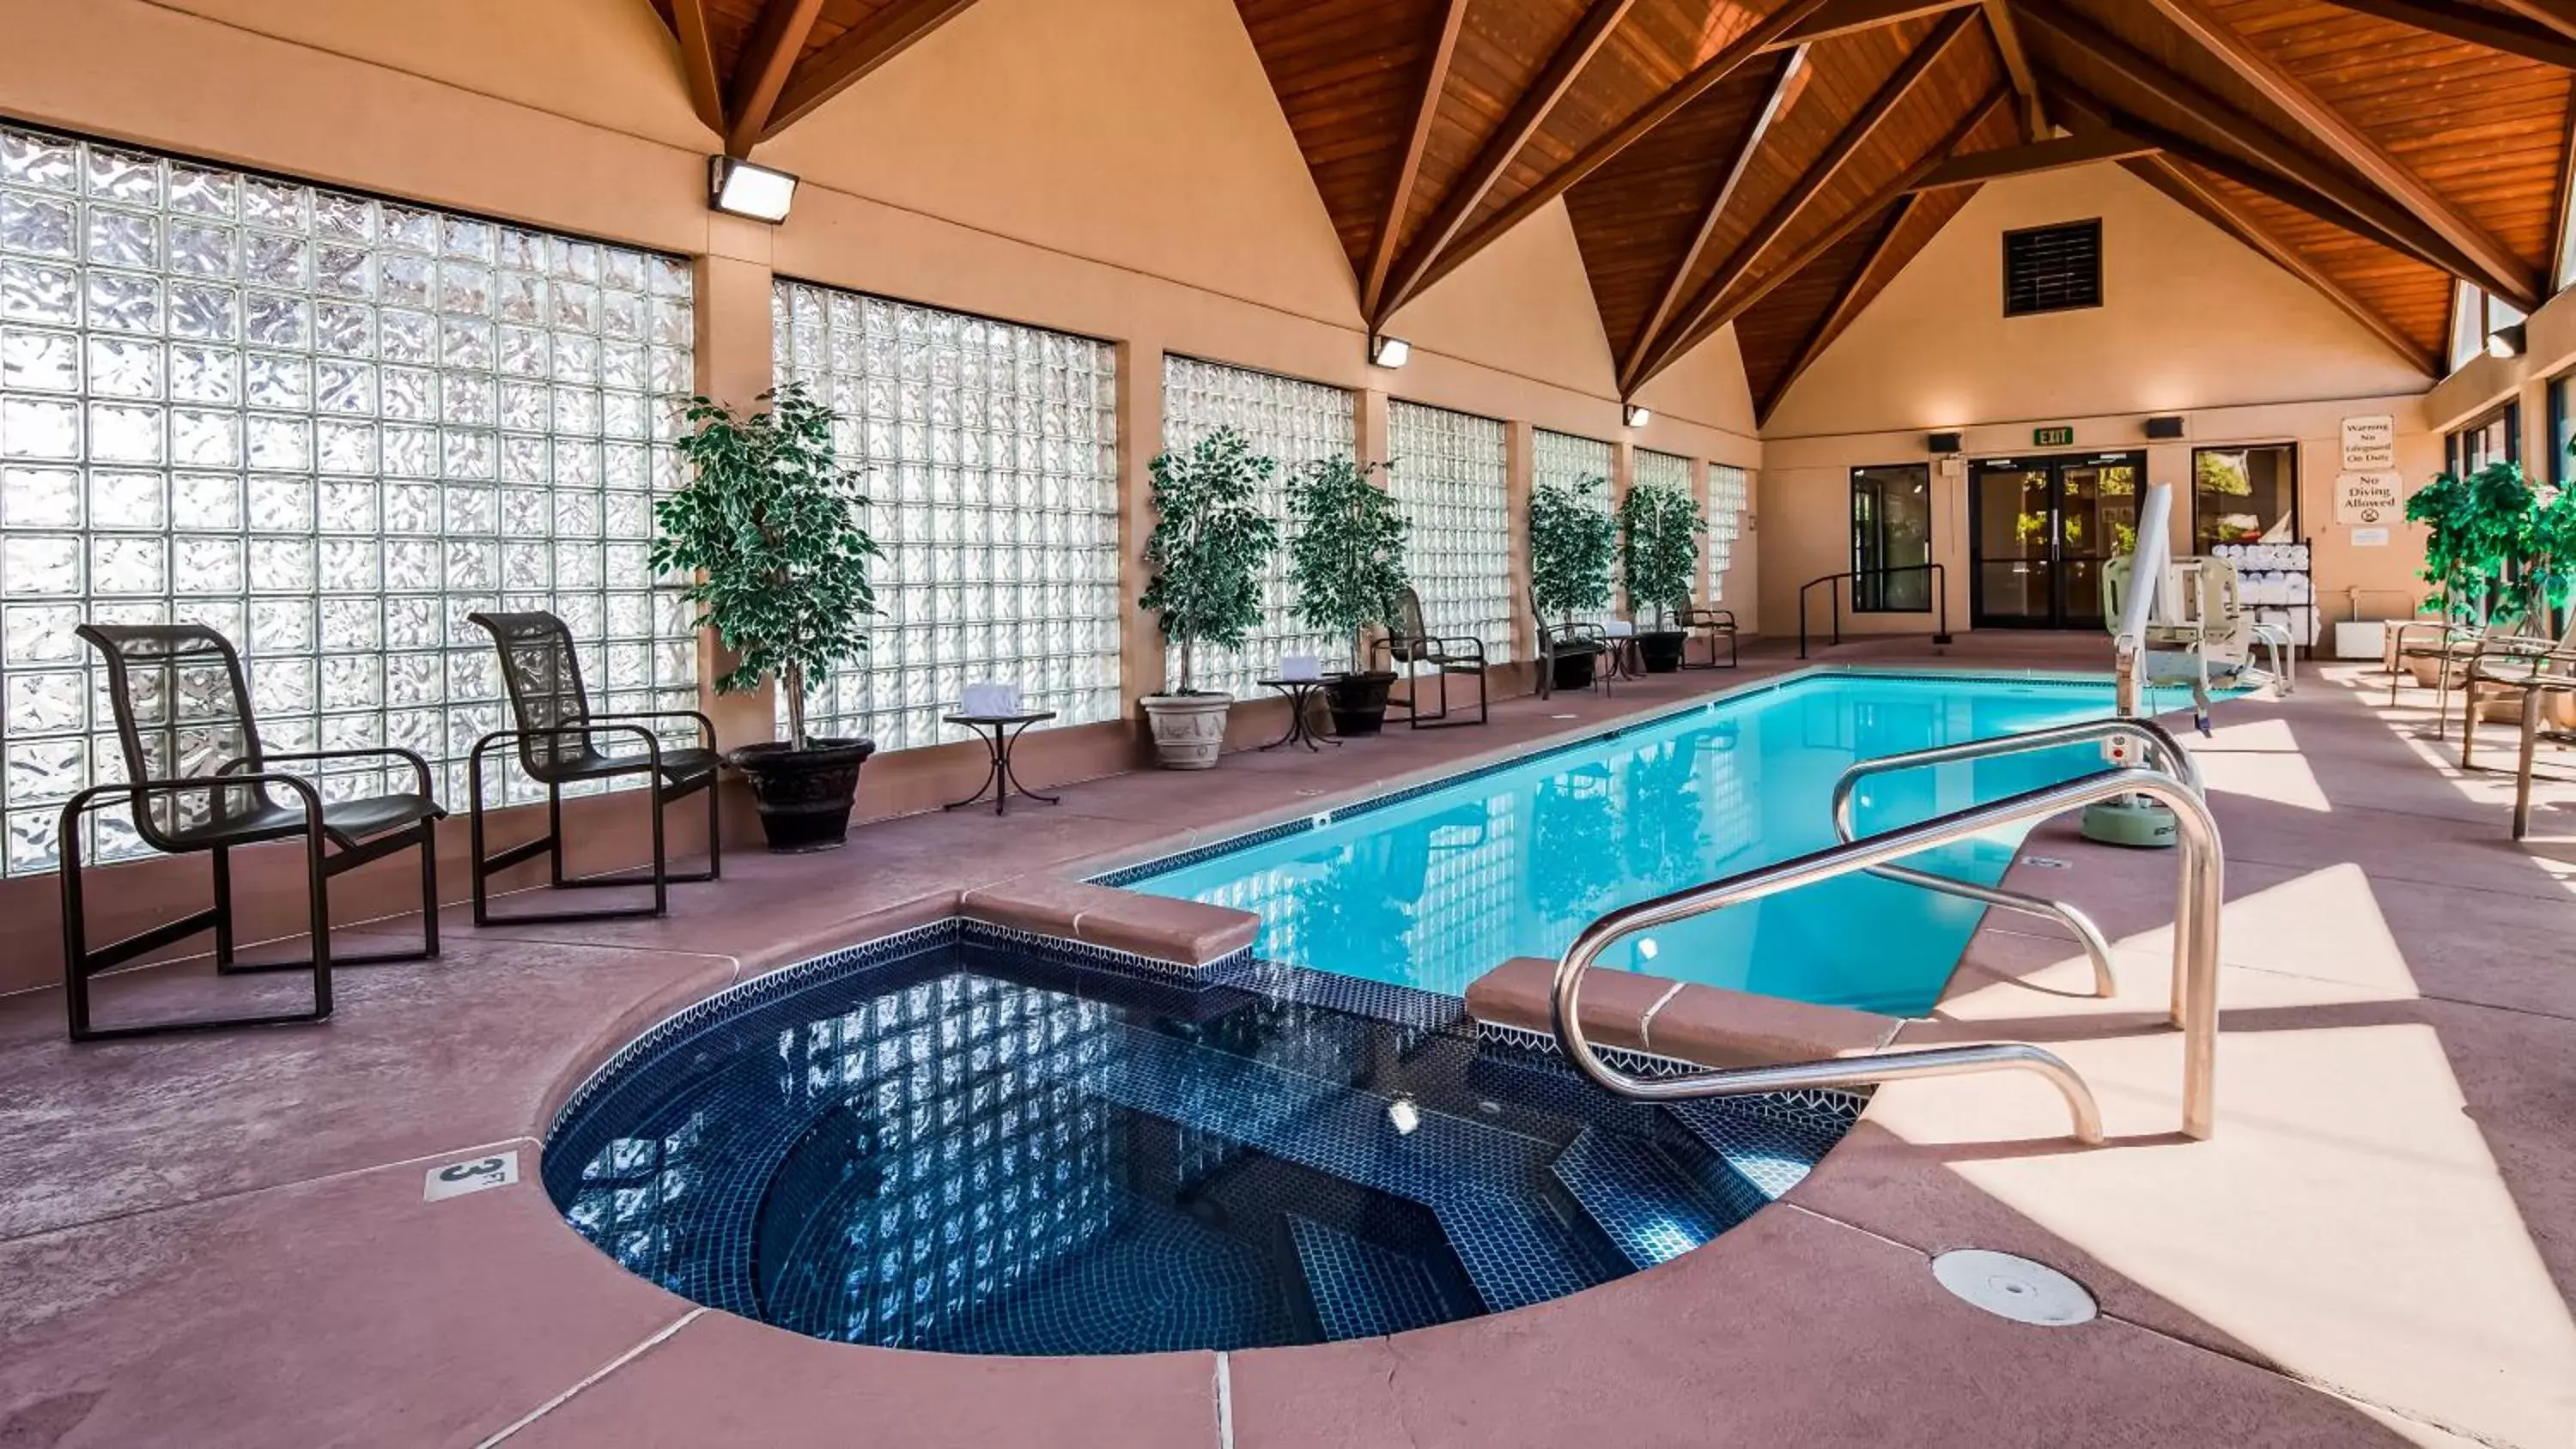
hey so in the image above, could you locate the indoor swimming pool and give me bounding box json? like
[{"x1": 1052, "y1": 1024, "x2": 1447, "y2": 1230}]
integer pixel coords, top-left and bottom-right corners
[{"x1": 1113, "y1": 670, "x2": 2166, "y2": 1015}]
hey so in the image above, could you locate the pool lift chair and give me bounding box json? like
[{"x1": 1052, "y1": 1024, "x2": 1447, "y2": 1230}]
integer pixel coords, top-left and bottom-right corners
[{"x1": 58, "y1": 623, "x2": 446, "y2": 1042}]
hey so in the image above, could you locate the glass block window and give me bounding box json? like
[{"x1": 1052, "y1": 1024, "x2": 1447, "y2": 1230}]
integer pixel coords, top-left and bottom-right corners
[
  {"x1": 772, "y1": 280, "x2": 1121, "y2": 753},
  {"x1": 1633, "y1": 448, "x2": 1698, "y2": 600},
  {"x1": 1534, "y1": 427, "x2": 1612, "y2": 512},
  {"x1": 1388, "y1": 400, "x2": 1511, "y2": 662},
  {"x1": 0, "y1": 125, "x2": 696, "y2": 876},
  {"x1": 1161, "y1": 355, "x2": 1355, "y2": 691},
  {"x1": 1708, "y1": 463, "x2": 1749, "y2": 603}
]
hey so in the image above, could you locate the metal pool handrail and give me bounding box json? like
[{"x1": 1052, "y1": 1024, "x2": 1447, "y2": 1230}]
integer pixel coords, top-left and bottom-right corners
[
  {"x1": 1824, "y1": 717, "x2": 2205, "y2": 1000},
  {"x1": 1549, "y1": 766, "x2": 2225, "y2": 1143}
]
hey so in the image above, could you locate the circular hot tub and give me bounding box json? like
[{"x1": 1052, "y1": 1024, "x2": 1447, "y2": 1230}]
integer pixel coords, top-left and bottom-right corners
[{"x1": 544, "y1": 922, "x2": 1850, "y2": 1355}]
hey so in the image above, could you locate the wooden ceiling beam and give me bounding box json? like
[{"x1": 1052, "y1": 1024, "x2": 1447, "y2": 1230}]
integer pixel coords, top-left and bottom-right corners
[
  {"x1": 2129, "y1": 155, "x2": 2440, "y2": 375},
  {"x1": 1396, "y1": 0, "x2": 1832, "y2": 316},
  {"x1": 1629, "y1": 48, "x2": 1813, "y2": 372},
  {"x1": 1982, "y1": 0, "x2": 2049, "y2": 140},
  {"x1": 1636, "y1": 87, "x2": 2011, "y2": 390},
  {"x1": 1908, "y1": 128, "x2": 2155, "y2": 190},
  {"x1": 2493, "y1": 0, "x2": 2576, "y2": 43},
  {"x1": 1623, "y1": 8, "x2": 1979, "y2": 391},
  {"x1": 1375, "y1": 0, "x2": 1639, "y2": 324},
  {"x1": 1758, "y1": 192, "x2": 1923, "y2": 421},
  {"x1": 2140, "y1": 0, "x2": 2540, "y2": 309},
  {"x1": 1769, "y1": 0, "x2": 1979, "y2": 46},
  {"x1": 1364, "y1": 0, "x2": 1472, "y2": 320},
  {"x1": 725, "y1": 0, "x2": 829, "y2": 155},
  {"x1": 763, "y1": 0, "x2": 987, "y2": 142},
  {"x1": 668, "y1": 0, "x2": 728, "y2": 137},
  {"x1": 2324, "y1": 0, "x2": 2576, "y2": 68},
  {"x1": 2020, "y1": 1, "x2": 2534, "y2": 306}
]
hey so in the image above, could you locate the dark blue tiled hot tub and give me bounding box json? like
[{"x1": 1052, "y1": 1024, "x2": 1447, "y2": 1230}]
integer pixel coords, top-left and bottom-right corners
[{"x1": 543, "y1": 922, "x2": 1853, "y2": 1355}]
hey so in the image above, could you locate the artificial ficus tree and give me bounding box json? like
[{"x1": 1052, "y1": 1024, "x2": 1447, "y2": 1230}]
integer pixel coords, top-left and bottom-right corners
[
  {"x1": 1530, "y1": 473, "x2": 1615, "y2": 624},
  {"x1": 1141, "y1": 426, "x2": 1281, "y2": 694},
  {"x1": 652, "y1": 383, "x2": 880, "y2": 751},
  {"x1": 1285, "y1": 455, "x2": 1409, "y2": 671},
  {"x1": 1615, "y1": 480, "x2": 1705, "y2": 630}
]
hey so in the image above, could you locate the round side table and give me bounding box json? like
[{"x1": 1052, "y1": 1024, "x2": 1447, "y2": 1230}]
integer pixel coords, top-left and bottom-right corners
[{"x1": 944, "y1": 711, "x2": 1060, "y2": 815}]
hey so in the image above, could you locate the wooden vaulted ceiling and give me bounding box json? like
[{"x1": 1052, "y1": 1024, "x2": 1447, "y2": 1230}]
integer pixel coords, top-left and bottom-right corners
[
  {"x1": 647, "y1": 0, "x2": 2576, "y2": 421},
  {"x1": 1232, "y1": 0, "x2": 2576, "y2": 420}
]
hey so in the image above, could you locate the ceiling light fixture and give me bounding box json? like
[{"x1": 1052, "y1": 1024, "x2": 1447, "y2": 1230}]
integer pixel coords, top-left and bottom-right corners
[
  {"x1": 708, "y1": 155, "x2": 799, "y2": 223},
  {"x1": 2486, "y1": 323, "x2": 2527, "y2": 360},
  {"x1": 1369, "y1": 334, "x2": 1411, "y2": 368},
  {"x1": 1624, "y1": 403, "x2": 1651, "y2": 428}
]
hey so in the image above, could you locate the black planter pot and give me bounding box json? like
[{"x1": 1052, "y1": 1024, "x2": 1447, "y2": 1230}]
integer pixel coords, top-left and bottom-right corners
[
  {"x1": 727, "y1": 737, "x2": 875, "y2": 853},
  {"x1": 1325, "y1": 671, "x2": 1397, "y2": 736},
  {"x1": 1551, "y1": 652, "x2": 1598, "y2": 692},
  {"x1": 1635, "y1": 631, "x2": 1687, "y2": 673}
]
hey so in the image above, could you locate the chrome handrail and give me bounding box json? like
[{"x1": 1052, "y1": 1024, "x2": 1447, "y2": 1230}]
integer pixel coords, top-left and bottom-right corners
[
  {"x1": 1825, "y1": 718, "x2": 2203, "y2": 1000},
  {"x1": 1550, "y1": 766, "x2": 2223, "y2": 1143}
]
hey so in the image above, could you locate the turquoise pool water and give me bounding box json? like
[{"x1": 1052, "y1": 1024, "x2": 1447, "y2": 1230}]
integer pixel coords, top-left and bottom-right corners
[{"x1": 1120, "y1": 671, "x2": 2164, "y2": 1016}]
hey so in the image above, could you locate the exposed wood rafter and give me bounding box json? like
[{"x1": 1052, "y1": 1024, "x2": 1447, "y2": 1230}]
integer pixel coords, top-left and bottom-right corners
[
  {"x1": 668, "y1": 0, "x2": 727, "y2": 137},
  {"x1": 1637, "y1": 87, "x2": 2013, "y2": 389},
  {"x1": 2129, "y1": 155, "x2": 2441, "y2": 375},
  {"x1": 764, "y1": 0, "x2": 987, "y2": 143},
  {"x1": 2324, "y1": 0, "x2": 2576, "y2": 67},
  {"x1": 1982, "y1": 0, "x2": 2050, "y2": 140},
  {"x1": 1394, "y1": 0, "x2": 1833, "y2": 316},
  {"x1": 2140, "y1": 0, "x2": 2540, "y2": 308},
  {"x1": 1759, "y1": 192, "x2": 1924, "y2": 420},
  {"x1": 723, "y1": 0, "x2": 829, "y2": 155},
  {"x1": 1629, "y1": 47, "x2": 1814, "y2": 369},
  {"x1": 1374, "y1": 0, "x2": 1640, "y2": 324},
  {"x1": 2019, "y1": 1, "x2": 2535, "y2": 307},
  {"x1": 2494, "y1": 0, "x2": 2576, "y2": 43},
  {"x1": 1910, "y1": 128, "x2": 2157, "y2": 191},
  {"x1": 1364, "y1": 0, "x2": 1473, "y2": 320},
  {"x1": 1623, "y1": 8, "x2": 1980, "y2": 391},
  {"x1": 1775, "y1": 0, "x2": 1979, "y2": 45}
]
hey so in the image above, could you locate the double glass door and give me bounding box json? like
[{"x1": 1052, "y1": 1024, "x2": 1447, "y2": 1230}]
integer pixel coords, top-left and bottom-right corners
[{"x1": 1969, "y1": 452, "x2": 2142, "y2": 628}]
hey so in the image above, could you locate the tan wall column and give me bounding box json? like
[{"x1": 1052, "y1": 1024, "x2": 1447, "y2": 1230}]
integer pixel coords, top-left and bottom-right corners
[
  {"x1": 1359, "y1": 387, "x2": 1393, "y2": 468},
  {"x1": 692, "y1": 231, "x2": 781, "y2": 752},
  {"x1": 1507, "y1": 418, "x2": 1536, "y2": 662},
  {"x1": 1610, "y1": 439, "x2": 1635, "y2": 616},
  {"x1": 1120, "y1": 336, "x2": 1169, "y2": 711}
]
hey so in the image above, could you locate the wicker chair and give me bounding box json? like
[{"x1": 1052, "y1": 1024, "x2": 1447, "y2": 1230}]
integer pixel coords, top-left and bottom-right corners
[
  {"x1": 58, "y1": 623, "x2": 444, "y2": 1041},
  {"x1": 1530, "y1": 585, "x2": 1611, "y2": 701},
  {"x1": 1677, "y1": 596, "x2": 1740, "y2": 670},
  {"x1": 465, "y1": 611, "x2": 720, "y2": 923},
  {"x1": 1378, "y1": 586, "x2": 1489, "y2": 729}
]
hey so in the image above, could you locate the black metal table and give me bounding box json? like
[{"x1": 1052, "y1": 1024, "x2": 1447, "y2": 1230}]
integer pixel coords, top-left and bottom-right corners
[
  {"x1": 1257, "y1": 675, "x2": 1343, "y2": 752},
  {"x1": 943, "y1": 711, "x2": 1060, "y2": 815}
]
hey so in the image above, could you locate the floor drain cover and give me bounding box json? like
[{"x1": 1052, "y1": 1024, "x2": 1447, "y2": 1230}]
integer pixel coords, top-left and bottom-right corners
[{"x1": 1930, "y1": 1250, "x2": 2096, "y2": 1326}]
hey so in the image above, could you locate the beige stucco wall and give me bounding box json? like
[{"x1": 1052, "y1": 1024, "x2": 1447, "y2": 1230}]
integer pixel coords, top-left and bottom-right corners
[{"x1": 1758, "y1": 163, "x2": 2436, "y2": 646}]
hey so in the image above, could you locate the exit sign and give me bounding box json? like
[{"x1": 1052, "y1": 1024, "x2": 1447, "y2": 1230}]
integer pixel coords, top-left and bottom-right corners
[{"x1": 2034, "y1": 426, "x2": 2075, "y2": 447}]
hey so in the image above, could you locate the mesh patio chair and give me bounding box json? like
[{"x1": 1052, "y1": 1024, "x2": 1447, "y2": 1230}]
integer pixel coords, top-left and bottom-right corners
[
  {"x1": 2459, "y1": 641, "x2": 2576, "y2": 839},
  {"x1": 1378, "y1": 586, "x2": 1489, "y2": 729},
  {"x1": 1678, "y1": 596, "x2": 1740, "y2": 670},
  {"x1": 58, "y1": 624, "x2": 444, "y2": 1042},
  {"x1": 1530, "y1": 585, "x2": 1611, "y2": 701},
  {"x1": 465, "y1": 611, "x2": 720, "y2": 924}
]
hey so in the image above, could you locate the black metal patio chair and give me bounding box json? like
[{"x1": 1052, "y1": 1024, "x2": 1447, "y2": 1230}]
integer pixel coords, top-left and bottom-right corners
[
  {"x1": 465, "y1": 611, "x2": 720, "y2": 924},
  {"x1": 58, "y1": 623, "x2": 443, "y2": 1041},
  {"x1": 1678, "y1": 596, "x2": 1740, "y2": 670},
  {"x1": 1531, "y1": 585, "x2": 1610, "y2": 702},
  {"x1": 1379, "y1": 586, "x2": 1489, "y2": 729}
]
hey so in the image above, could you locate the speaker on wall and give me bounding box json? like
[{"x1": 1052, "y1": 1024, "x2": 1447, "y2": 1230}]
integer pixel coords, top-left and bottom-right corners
[
  {"x1": 1928, "y1": 431, "x2": 1963, "y2": 454},
  {"x1": 2145, "y1": 415, "x2": 2185, "y2": 440}
]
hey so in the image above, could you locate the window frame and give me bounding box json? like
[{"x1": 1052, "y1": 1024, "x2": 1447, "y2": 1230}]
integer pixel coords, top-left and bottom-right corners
[
  {"x1": 2187, "y1": 443, "x2": 2301, "y2": 554},
  {"x1": 1849, "y1": 462, "x2": 1934, "y2": 612}
]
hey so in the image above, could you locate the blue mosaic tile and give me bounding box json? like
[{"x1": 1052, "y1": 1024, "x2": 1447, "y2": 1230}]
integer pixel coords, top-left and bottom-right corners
[
  {"x1": 1549, "y1": 1127, "x2": 1741, "y2": 1270},
  {"x1": 1290, "y1": 1215, "x2": 1451, "y2": 1341}
]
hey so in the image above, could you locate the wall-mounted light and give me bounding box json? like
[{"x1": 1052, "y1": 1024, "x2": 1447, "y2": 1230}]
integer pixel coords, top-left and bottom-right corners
[
  {"x1": 1624, "y1": 403, "x2": 1651, "y2": 428},
  {"x1": 708, "y1": 155, "x2": 799, "y2": 222},
  {"x1": 2486, "y1": 322, "x2": 2527, "y2": 360},
  {"x1": 1368, "y1": 334, "x2": 1411, "y2": 368}
]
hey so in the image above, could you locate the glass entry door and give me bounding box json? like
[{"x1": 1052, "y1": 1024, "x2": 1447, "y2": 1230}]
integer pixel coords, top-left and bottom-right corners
[{"x1": 1969, "y1": 452, "x2": 2142, "y2": 627}]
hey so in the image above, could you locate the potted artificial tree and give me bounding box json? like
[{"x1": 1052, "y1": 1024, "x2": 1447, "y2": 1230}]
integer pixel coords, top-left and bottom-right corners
[
  {"x1": 1285, "y1": 454, "x2": 1408, "y2": 735},
  {"x1": 1139, "y1": 427, "x2": 1279, "y2": 768},
  {"x1": 1530, "y1": 474, "x2": 1616, "y2": 692},
  {"x1": 1616, "y1": 478, "x2": 1705, "y2": 673},
  {"x1": 653, "y1": 383, "x2": 882, "y2": 852}
]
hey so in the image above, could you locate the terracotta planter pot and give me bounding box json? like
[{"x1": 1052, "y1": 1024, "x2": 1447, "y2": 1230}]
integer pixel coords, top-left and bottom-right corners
[
  {"x1": 1141, "y1": 692, "x2": 1232, "y2": 769},
  {"x1": 726, "y1": 737, "x2": 874, "y2": 852}
]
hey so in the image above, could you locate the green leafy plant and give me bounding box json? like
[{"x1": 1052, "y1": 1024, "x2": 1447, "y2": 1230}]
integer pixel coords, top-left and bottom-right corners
[
  {"x1": 1141, "y1": 427, "x2": 1280, "y2": 694},
  {"x1": 1530, "y1": 474, "x2": 1615, "y2": 623},
  {"x1": 651, "y1": 383, "x2": 880, "y2": 751},
  {"x1": 1615, "y1": 480, "x2": 1705, "y2": 629},
  {"x1": 1285, "y1": 455, "x2": 1409, "y2": 670},
  {"x1": 2407, "y1": 460, "x2": 2549, "y2": 627}
]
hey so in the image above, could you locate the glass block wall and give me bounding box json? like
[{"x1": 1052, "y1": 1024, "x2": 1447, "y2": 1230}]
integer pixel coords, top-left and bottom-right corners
[
  {"x1": 772, "y1": 281, "x2": 1121, "y2": 753},
  {"x1": 1386, "y1": 400, "x2": 1511, "y2": 662},
  {"x1": 1707, "y1": 463, "x2": 1749, "y2": 603},
  {"x1": 0, "y1": 125, "x2": 696, "y2": 876},
  {"x1": 1533, "y1": 427, "x2": 1612, "y2": 512},
  {"x1": 1160, "y1": 356, "x2": 1355, "y2": 693},
  {"x1": 1633, "y1": 448, "x2": 1698, "y2": 604}
]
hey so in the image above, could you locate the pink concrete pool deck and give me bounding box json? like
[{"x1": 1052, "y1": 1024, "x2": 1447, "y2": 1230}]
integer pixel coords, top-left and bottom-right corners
[{"x1": 3, "y1": 636, "x2": 2573, "y2": 1448}]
